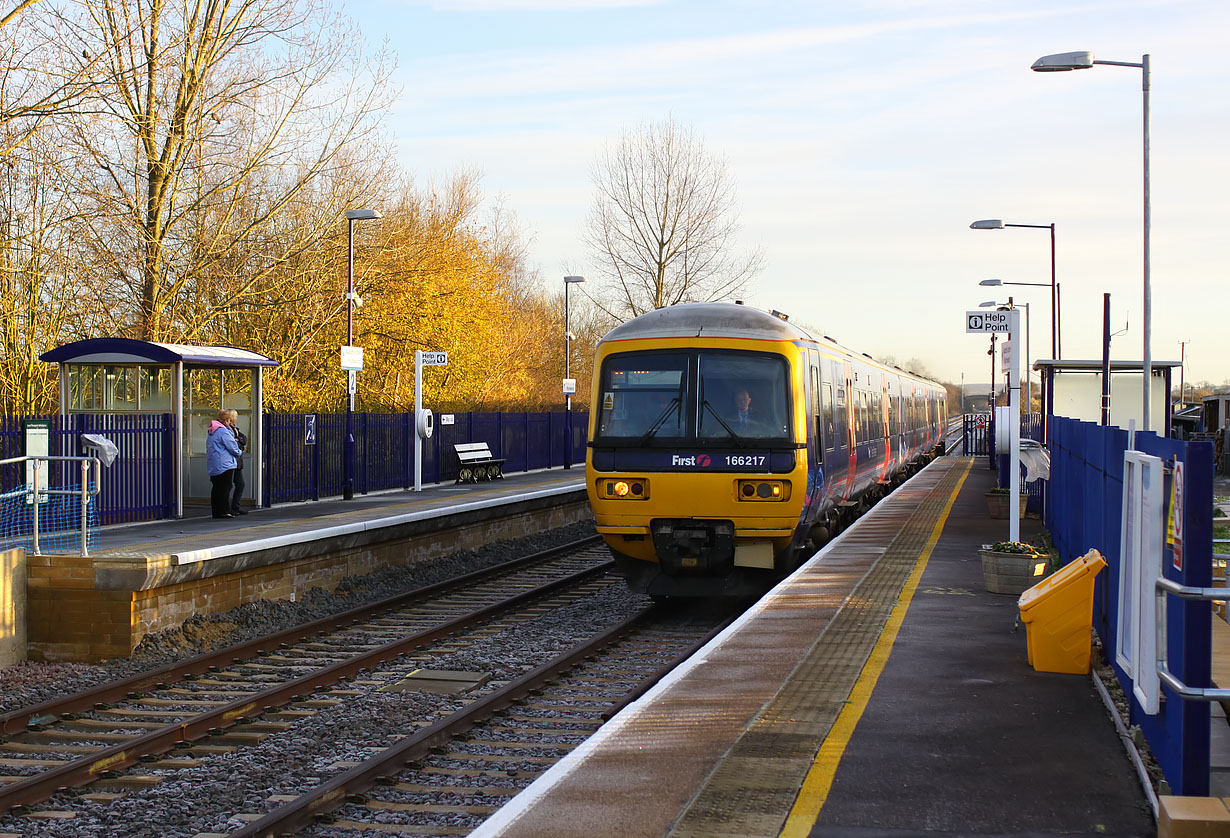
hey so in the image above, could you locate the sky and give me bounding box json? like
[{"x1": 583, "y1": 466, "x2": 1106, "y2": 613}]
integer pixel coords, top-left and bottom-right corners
[{"x1": 348, "y1": 0, "x2": 1229, "y2": 391}]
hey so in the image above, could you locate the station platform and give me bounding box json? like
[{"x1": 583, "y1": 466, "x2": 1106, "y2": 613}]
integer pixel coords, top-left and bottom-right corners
[
  {"x1": 26, "y1": 468, "x2": 588, "y2": 661},
  {"x1": 472, "y1": 456, "x2": 1158, "y2": 838}
]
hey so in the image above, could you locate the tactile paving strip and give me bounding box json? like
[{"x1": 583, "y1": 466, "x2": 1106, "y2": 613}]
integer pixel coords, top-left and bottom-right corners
[{"x1": 669, "y1": 459, "x2": 969, "y2": 838}]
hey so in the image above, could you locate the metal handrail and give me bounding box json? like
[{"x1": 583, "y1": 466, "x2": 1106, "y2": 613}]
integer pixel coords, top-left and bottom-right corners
[
  {"x1": 1154, "y1": 577, "x2": 1230, "y2": 701},
  {"x1": 0, "y1": 455, "x2": 101, "y2": 556}
]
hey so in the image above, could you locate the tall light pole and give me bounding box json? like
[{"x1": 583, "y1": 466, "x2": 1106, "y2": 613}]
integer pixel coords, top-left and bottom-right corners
[
  {"x1": 1032, "y1": 50, "x2": 1151, "y2": 432},
  {"x1": 969, "y1": 220, "x2": 1058, "y2": 359},
  {"x1": 343, "y1": 208, "x2": 381, "y2": 500},
  {"x1": 563, "y1": 275, "x2": 586, "y2": 470}
]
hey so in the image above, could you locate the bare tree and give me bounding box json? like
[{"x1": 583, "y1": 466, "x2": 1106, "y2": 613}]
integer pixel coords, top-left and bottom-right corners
[
  {"x1": 0, "y1": 121, "x2": 98, "y2": 415},
  {"x1": 67, "y1": 0, "x2": 394, "y2": 342},
  {"x1": 584, "y1": 116, "x2": 762, "y2": 320}
]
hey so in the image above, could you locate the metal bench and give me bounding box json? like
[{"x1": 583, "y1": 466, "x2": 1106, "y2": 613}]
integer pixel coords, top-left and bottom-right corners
[{"x1": 454, "y1": 442, "x2": 506, "y2": 484}]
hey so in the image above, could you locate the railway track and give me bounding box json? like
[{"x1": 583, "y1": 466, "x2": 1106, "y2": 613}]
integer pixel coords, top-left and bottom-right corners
[
  {"x1": 0, "y1": 536, "x2": 614, "y2": 822},
  {"x1": 232, "y1": 604, "x2": 731, "y2": 837}
]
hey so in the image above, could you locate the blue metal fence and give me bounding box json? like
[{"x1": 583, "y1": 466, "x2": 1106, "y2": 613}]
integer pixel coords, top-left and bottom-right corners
[
  {"x1": 260, "y1": 410, "x2": 588, "y2": 506},
  {"x1": 3, "y1": 409, "x2": 587, "y2": 521},
  {"x1": 1046, "y1": 416, "x2": 1214, "y2": 796},
  {"x1": 0, "y1": 414, "x2": 174, "y2": 525}
]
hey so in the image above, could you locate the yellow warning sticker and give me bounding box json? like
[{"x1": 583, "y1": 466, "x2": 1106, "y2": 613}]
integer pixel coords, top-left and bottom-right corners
[{"x1": 603, "y1": 392, "x2": 615, "y2": 410}]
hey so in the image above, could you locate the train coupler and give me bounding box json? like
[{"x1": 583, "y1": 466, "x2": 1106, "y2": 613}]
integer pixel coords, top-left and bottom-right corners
[{"x1": 651, "y1": 519, "x2": 735, "y2": 575}]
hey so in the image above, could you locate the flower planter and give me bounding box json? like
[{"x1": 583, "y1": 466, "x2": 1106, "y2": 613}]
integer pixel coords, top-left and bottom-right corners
[
  {"x1": 985, "y1": 491, "x2": 1028, "y2": 519},
  {"x1": 979, "y1": 548, "x2": 1050, "y2": 595}
]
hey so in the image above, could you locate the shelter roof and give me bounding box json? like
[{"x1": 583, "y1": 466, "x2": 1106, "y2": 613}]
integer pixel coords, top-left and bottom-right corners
[
  {"x1": 1031, "y1": 359, "x2": 1182, "y2": 372},
  {"x1": 40, "y1": 338, "x2": 279, "y2": 367}
]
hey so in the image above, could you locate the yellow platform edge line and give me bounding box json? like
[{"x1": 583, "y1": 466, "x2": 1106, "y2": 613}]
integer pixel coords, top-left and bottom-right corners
[{"x1": 780, "y1": 457, "x2": 973, "y2": 838}]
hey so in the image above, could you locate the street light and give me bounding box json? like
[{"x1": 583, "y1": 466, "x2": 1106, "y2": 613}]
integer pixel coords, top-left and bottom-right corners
[
  {"x1": 1032, "y1": 49, "x2": 1152, "y2": 432},
  {"x1": 563, "y1": 275, "x2": 586, "y2": 470},
  {"x1": 969, "y1": 220, "x2": 1058, "y2": 359},
  {"x1": 342, "y1": 208, "x2": 381, "y2": 500}
]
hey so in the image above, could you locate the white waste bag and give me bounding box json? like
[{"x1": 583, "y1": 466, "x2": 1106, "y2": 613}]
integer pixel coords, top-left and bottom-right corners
[
  {"x1": 81, "y1": 434, "x2": 120, "y2": 467},
  {"x1": 1019, "y1": 440, "x2": 1050, "y2": 483}
]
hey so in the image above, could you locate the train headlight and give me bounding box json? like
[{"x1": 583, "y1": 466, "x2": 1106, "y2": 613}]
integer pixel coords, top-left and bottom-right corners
[
  {"x1": 602, "y1": 478, "x2": 649, "y2": 500},
  {"x1": 736, "y1": 480, "x2": 789, "y2": 502}
]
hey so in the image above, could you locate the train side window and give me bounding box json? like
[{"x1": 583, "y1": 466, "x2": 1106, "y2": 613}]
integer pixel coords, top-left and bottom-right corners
[
  {"x1": 822, "y1": 383, "x2": 834, "y2": 451},
  {"x1": 809, "y1": 364, "x2": 823, "y2": 449}
]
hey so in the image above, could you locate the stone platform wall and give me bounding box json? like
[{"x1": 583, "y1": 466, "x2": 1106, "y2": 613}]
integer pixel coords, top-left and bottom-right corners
[{"x1": 27, "y1": 496, "x2": 592, "y2": 662}]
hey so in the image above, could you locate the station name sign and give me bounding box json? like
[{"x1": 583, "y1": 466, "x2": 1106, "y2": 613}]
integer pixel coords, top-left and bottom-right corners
[{"x1": 965, "y1": 310, "x2": 1011, "y2": 334}]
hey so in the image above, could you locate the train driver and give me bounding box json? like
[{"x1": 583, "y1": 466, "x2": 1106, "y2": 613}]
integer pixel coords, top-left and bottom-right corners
[{"x1": 732, "y1": 387, "x2": 759, "y2": 432}]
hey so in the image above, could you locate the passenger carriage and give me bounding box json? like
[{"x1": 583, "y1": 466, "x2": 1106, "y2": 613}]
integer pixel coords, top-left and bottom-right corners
[{"x1": 585, "y1": 302, "x2": 946, "y2": 597}]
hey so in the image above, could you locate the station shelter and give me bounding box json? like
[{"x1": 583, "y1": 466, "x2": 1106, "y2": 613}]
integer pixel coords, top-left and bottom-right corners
[
  {"x1": 40, "y1": 339, "x2": 279, "y2": 516},
  {"x1": 1033, "y1": 359, "x2": 1181, "y2": 435},
  {"x1": 1203, "y1": 391, "x2": 1230, "y2": 433}
]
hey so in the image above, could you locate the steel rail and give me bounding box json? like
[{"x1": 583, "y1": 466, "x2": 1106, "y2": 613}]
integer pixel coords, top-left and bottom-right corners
[
  {"x1": 0, "y1": 558, "x2": 614, "y2": 816},
  {"x1": 0, "y1": 534, "x2": 601, "y2": 735},
  {"x1": 230, "y1": 604, "x2": 669, "y2": 838},
  {"x1": 599, "y1": 616, "x2": 734, "y2": 721}
]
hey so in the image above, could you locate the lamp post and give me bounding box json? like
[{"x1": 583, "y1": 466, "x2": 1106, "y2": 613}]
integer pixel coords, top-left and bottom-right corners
[
  {"x1": 981, "y1": 298, "x2": 1030, "y2": 415},
  {"x1": 969, "y1": 220, "x2": 1058, "y2": 359},
  {"x1": 1031, "y1": 50, "x2": 1151, "y2": 432},
  {"x1": 563, "y1": 275, "x2": 586, "y2": 470},
  {"x1": 342, "y1": 208, "x2": 381, "y2": 500}
]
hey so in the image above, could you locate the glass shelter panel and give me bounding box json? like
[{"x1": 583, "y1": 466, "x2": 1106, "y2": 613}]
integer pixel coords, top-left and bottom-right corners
[
  {"x1": 140, "y1": 367, "x2": 173, "y2": 410},
  {"x1": 182, "y1": 367, "x2": 254, "y2": 502}
]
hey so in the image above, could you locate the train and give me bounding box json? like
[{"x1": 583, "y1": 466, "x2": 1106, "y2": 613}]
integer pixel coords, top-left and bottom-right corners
[{"x1": 584, "y1": 302, "x2": 948, "y2": 598}]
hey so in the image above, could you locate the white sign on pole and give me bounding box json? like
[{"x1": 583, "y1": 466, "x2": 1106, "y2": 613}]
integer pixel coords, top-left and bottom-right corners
[
  {"x1": 347, "y1": 369, "x2": 357, "y2": 395},
  {"x1": 562, "y1": 378, "x2": 577, "y2": 395},
  {"x1": 1001, "y1": 340, "x2": 1012, "y2": 369},
  {"x1": 420, "y1": 352, "x2": 448, "y2": 366},
  {"x1": 340, "y1": 345, "x2": 364, "y2": 370},
  {"x1": 25, "y1": 420, "x2": 49, "y2": 505},
  {"x1": 965, "y1": 310, "x2": 1011, "y2": 333}
]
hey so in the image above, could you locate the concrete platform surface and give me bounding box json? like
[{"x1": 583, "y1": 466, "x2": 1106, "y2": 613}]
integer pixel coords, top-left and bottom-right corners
[
  {"x1": 91, "y1": 468, "x2": 586, "y2": 563},
  {"x1": 472, "y1": 457, "x2": 1155, "y2": 838}
]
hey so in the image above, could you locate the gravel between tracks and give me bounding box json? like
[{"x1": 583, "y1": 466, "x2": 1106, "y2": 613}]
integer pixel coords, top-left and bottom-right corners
[
  {"x1": 0, "y1": 520, "x2": 598, "y2": 715},
  {"x1": 0, "y1": 570, "x2": 647, "y2": 838}
]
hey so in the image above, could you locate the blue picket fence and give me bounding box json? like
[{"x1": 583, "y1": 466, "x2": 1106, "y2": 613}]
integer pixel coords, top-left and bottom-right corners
[
  {"x1": 1046, "y1": 416, "x2": 1214, "y2": 796},
  {"x1": 263, "y1": 410, "x2": 588, "y2": 505},
  {"x1": 2, "y1": 409, "x2": 587, "y2": 520},
  {"x1": 0, "y1": 414, "x2": 174, "y2": 526}
]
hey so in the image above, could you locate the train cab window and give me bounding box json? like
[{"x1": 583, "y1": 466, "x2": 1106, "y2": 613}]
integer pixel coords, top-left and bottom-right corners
[
  {"x1": 697, "y1": 352, "x2": 790, "y2": 440},
  {"x1": 596, "y1": 352, "x2": 687, "y2": 439}
]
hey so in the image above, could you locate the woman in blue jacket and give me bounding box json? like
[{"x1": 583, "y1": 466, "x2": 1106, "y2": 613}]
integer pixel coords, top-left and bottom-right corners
[{"x1": 206, "y1": 409, "x2": 243, "y2": 518}]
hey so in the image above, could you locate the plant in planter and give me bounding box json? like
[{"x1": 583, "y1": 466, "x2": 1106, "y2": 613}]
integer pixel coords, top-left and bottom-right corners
[
  {"x1": 979, "y1": 541, "x2": 1050, "y2": 595},
  {"x1": 985, "y1": 487, "x2": 1028, "y2": 519}
]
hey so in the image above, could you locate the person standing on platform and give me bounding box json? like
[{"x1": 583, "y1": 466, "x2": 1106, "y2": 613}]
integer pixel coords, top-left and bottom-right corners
[
  {"x1": 207, "y1": 409, "x2": 242, "y2": 519},
  {"x1": 226, "y1": 410, "x2": 248, "y2": 515}
]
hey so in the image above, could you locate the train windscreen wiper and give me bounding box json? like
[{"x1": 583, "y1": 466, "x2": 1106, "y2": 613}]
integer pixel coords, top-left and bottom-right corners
[
  {"x1": 640, "y1": 397, "x2": 682, "y2": 443},
  {"x1": 700, "y1": 399, "x2": 745, "y2": 448}
]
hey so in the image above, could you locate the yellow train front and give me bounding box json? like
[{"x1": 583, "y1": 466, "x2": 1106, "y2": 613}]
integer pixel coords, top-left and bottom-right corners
[
  {"x1": 586, "y1": 302, "x2": 816, "y2": 598},
  {"x1": 586, "y1": 302, "x2": 948, "y2": 598}
]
